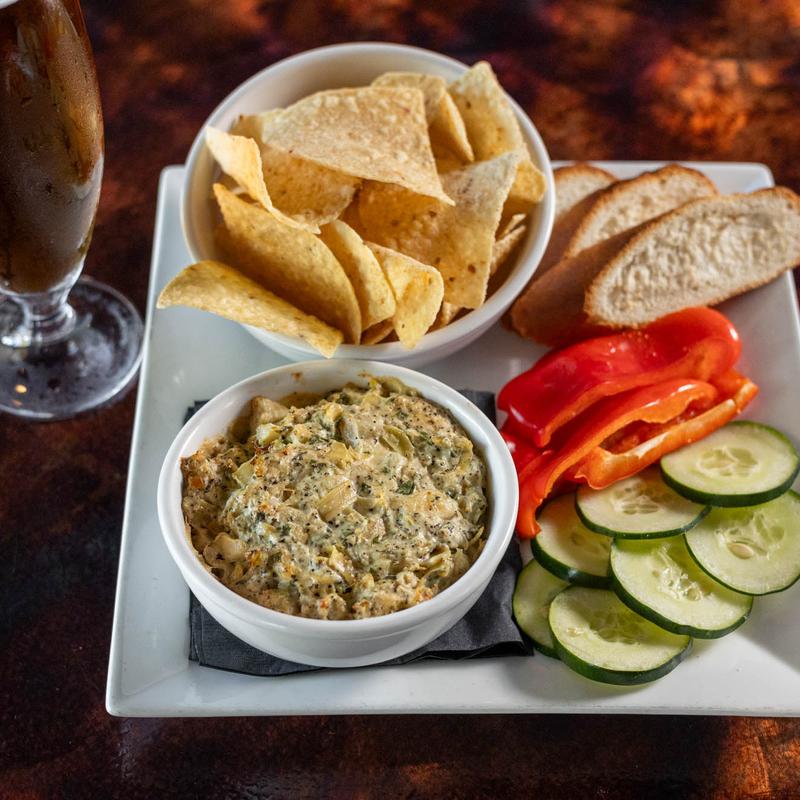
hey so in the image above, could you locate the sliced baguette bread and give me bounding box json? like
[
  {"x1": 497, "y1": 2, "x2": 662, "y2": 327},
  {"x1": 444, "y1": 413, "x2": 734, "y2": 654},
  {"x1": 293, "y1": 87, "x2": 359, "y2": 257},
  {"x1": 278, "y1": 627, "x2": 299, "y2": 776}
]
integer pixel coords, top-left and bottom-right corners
[
  {"x1": 512, "y1": 187, "x2": 800, "y2": 345},
  {"x1": 511, "y1": 224, "x2": 646, "y2": 346},
  {"x1": 536, "y1": 164, "x2": 616, "y2": 276},
  {"x1": 562, "y1": 164, "x2": 718, "y2": 259},
  {"x1": 554, "y1": 163, "x2": 616, "y2": 219},
  {"x1": 586, "y1": 187, "x2": 800, "y2": 326}
]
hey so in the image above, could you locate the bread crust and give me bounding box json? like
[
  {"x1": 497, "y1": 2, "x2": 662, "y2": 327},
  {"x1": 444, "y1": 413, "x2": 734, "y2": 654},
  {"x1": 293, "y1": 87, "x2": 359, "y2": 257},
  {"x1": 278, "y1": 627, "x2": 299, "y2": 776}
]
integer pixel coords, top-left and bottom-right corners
[
  {"x1": 553, "y1": 163, "x2": 615, "y2": 219},
  {"x1": 537, "y1": 188, "x2": 606, "y2": 277},
  {"x1": 511, "y1": 223, "x2": 646, "y2": 345},
  {"x1": 513, "y1": 186, "x2": 800, "y2": 346},
  {"x1": 584, "y1": 186, "x2": 800, "y2": 326},
  {"x1": 563, "y1": 164, "x2": 718, "y2": 260}
]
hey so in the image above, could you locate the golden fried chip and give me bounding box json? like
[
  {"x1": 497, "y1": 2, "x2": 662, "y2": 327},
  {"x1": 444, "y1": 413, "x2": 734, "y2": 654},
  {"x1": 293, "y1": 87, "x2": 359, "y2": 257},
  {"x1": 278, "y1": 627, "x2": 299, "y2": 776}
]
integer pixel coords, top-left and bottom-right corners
[
  {"x1": 230, "y1": 113, "x2": 359, "y2": 231},
  {"x1": 505, "y1": 160, "x2": 547, "y2": 215},
  {"x1": 432, "y1": 301, "x2": 463, "y2": 330},
  {"x1": 229, "y1": 110, "x2": 283, "y2": 139},
  {"x1": 359, "y1": 152, "x2": 518, "y2": 308},
  {"x1": 498, "y1": 212, "x2": 526, "y2": 239},
  {"x1": 491, "y1": 223, "x2": 527, "y2": 275},
  {"x1": 433, "y1": 91, "x2": 474, "y2": 163},
  {"x1": 213, "y1": 183, "x2": 361, "y2": 343},
  {"x1": 205, "y1": 127, "x2": 307, "y2": 230},
  {"x1": 372, "y1": 72, "x2": 473, "y2": 163},
  {"x1": 318, "y1": 220, "x2": 395, "y2": 330},
  {"x1": 361, "y1": 318, "x2": 395, "y2": 345},
  {"x1": 448, "y1": 62, "x2": 545, "y2": 210},
  {"x1": 372, "y1": 72, "x2": 445, "y2": 120},
  {"x1": 435, "y1": 152, "x2": 463, "y2": 175},
  {"x1": 366, "y1": 244, "x2": 443, "y2": 349},
  {"x1": 156, "y1": 261, "x2": 342, "y2": 357},
  {"x1": 258, "y1": 87, "x2": 452, "y2": 204}
]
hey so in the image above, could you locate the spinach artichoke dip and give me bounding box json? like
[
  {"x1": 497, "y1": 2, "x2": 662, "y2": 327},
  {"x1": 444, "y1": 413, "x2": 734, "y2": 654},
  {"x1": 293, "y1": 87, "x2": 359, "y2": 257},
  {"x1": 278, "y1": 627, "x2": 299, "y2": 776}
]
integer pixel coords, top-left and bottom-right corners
[{"x1": 181, "y1": 378, "x2": 488, "y2": 620}]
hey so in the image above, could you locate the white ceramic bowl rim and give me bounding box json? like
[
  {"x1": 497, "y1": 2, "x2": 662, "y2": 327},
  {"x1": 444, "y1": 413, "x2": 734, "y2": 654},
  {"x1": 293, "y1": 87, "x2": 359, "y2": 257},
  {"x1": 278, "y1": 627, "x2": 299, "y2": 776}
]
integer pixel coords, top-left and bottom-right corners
[
  {"x1": 181, "y1": 42, "x2": 555, "y2": 360},
  {"x1": 157, "y1": 359, "x2": 518, "y2": 637}
]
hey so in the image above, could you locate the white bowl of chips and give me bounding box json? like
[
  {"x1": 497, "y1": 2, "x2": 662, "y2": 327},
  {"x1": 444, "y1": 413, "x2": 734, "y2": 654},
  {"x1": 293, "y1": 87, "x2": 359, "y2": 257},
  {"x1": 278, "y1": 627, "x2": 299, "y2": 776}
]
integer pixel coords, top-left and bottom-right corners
[{"x1": 177, "y1": 42, "x2": 554, "y2": 367}]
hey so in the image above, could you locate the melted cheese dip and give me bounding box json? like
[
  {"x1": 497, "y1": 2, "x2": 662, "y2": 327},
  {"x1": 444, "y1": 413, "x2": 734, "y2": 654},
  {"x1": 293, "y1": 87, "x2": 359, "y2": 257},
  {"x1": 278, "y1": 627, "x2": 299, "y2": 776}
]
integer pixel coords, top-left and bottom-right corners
[{"x1": 181, "y1": 378, "x2": 488, "y2": 619}]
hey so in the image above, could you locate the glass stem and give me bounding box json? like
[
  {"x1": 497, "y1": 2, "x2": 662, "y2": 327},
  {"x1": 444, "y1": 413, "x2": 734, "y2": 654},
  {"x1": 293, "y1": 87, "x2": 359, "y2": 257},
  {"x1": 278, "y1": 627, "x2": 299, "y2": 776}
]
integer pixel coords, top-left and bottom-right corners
[
  {"x1": 1, "y1": 270, "x2": 80, "y2": 348},
  {"x1": 22, "y1": 286, "x2": 76, "y2": 345}
]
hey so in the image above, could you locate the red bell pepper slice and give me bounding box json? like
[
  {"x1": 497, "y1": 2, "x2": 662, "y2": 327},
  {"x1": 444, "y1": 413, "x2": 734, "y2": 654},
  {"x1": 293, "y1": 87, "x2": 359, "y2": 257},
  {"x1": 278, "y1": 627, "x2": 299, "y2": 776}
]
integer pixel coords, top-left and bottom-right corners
[
  {"x1": 569, "y1": 375, "x2": 758, "y2": 488},
  {"x1": 516, "y1": 378, "x2": 719, "y2": 538},
  {"x1": 500, "y1": 428, "x2": 538, "y2": 472},
  {"x1": 498, "y1": 307, "x2": 741, "y2": 448}
]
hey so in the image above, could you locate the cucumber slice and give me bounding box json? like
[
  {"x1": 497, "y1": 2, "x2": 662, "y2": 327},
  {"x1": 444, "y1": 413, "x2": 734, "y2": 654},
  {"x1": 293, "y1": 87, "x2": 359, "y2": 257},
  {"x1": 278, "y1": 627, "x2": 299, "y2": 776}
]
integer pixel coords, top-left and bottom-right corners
[
  {"x1": 661, "y1": 421, "x2": 800, "y2": 507},
  {"x1": 576, "y1": 467, "x2": 708, "y2": 538},
  {"x1": 532, "y1": 494, "x2": 611, "y2": 587},
  {"x1": 610, "y1": 536, "x2": 752, "y2": 638},
  {"x1": 684, "y1": 491, "x2": 800, "y2": 595},
  {"x1": 548, "y1": 586, "x2": 692, "y2": 685},
  {"x1": 512, "y1": 560, "x2": 569, "y2": 657}
]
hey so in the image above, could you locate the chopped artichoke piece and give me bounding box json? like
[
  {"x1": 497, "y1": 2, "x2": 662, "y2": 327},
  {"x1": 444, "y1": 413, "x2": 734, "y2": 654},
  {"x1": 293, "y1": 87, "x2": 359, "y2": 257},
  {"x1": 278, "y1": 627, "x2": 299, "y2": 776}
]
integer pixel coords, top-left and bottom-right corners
[
  {"x1": 316, "y1": 480, "x2": 357, "y2": 521},
  {"x1": 255, "y1": 422, "x2": 281, "y2": 447},
  {"x1": 233, "y1": 458, "x2": 255, "y2": 487}
]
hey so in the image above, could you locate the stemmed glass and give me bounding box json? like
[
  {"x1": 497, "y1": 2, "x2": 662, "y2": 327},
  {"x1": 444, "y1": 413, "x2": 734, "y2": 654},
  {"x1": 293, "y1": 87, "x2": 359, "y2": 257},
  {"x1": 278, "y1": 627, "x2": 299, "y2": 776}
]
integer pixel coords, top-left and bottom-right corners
[{"x1": 0, "y1": 0, "x2": 142, "y2": 419}]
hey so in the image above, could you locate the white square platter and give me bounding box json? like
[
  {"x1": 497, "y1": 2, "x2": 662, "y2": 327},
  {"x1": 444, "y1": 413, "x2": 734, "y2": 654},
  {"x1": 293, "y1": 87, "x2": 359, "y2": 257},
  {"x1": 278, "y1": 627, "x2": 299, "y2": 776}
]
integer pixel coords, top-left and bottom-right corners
[{"x1": 106, "y1": 161, "x2": 800, "y2": 717}]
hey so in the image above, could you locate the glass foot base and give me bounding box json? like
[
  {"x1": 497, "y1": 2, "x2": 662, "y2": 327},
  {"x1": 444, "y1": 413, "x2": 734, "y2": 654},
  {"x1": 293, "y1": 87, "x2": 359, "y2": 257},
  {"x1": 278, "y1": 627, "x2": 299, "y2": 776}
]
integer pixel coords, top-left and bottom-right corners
[{"x1": 0, "y1": 277, "x2": 143, "y2": 420}]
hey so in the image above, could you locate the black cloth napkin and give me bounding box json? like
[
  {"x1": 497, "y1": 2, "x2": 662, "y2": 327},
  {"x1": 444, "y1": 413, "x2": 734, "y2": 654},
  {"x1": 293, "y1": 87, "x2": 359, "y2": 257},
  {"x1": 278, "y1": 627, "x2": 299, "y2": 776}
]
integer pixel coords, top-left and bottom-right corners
[{"x1": 184, "y1": 390, "x2": 532, "y2": 677}]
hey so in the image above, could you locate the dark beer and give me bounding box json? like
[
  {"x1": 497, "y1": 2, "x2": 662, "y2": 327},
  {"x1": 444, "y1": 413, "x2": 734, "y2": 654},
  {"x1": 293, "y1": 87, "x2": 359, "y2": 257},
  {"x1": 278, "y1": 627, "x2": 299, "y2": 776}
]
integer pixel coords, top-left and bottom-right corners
[{"x1": 0, "y1": 0, "x2": 103, "y2": 294}]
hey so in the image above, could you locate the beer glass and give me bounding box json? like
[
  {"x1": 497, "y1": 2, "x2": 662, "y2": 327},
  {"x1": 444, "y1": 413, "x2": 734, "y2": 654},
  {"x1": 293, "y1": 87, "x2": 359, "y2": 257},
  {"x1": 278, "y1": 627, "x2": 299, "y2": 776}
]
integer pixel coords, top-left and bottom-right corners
[{"x1": 0, "y1": 0, "x2": 142, "y2": 419}]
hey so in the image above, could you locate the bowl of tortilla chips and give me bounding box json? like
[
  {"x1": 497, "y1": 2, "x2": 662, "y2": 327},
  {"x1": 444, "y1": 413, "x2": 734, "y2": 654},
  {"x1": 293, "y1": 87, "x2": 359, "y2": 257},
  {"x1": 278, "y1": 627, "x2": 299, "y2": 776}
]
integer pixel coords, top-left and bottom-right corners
[{"x1": 168, "y1": 42, "x2": 554, "y2": 366}]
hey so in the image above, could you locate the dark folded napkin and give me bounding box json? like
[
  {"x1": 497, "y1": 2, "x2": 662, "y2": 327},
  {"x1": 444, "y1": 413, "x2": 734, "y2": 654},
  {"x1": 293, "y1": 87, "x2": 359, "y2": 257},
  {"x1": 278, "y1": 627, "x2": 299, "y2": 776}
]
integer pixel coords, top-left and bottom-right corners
[{"x1": 184, "y1": 390, "x2": 532, "y2": 677}]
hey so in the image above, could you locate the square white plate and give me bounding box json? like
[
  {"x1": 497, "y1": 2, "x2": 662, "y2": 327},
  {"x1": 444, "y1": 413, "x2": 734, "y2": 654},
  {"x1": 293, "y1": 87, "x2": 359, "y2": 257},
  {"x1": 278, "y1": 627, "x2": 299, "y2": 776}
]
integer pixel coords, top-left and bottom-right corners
[{"x1": 107, "y1": 161, "x2": 800, "y2": 717}]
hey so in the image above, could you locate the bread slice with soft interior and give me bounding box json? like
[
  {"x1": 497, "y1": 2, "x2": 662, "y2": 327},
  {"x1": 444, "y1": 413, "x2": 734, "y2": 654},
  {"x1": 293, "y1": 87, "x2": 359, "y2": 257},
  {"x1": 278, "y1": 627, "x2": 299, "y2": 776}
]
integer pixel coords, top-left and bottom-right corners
[
  {"x1": 511, "y1": 224, "x2": 646, "y2": 346},
  {"x1": 585, "y1": 187, "x2": 800, "y2": 327},
  {"x1": 511, "y1": 187, "x2": 800, "y2": 346},
  {"x1": 554, "y1": 163, "x2": 616, "y2": 219},
  {"x1": 562, "y1": 164, "x2": 718, "y2": 259},
  {"x1": 536, "y1": 164, "x2": 616, "y2": 276}
]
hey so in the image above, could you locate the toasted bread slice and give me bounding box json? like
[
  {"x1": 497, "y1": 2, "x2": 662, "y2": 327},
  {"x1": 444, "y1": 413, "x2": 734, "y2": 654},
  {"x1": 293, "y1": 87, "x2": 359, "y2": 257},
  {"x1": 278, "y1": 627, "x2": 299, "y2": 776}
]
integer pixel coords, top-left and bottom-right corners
[
  {"x1": 554, "y1": 163, "x2": 616, "y2": 219},
  {"x1": 563, "y1": 164, "x2": 717, "y2": 259},
  {"x1": 512, "y1": 187, "x2": 800, "y2": 345},
  {"x1": 536, "y1": 164, "x2": 616, "y2": 277},
  {"x1": 511, "y1": 224, "x2": 646, "y2": 346},
  {"x1": 586, "y1": 187, "x2": 800, "y2": 326}
]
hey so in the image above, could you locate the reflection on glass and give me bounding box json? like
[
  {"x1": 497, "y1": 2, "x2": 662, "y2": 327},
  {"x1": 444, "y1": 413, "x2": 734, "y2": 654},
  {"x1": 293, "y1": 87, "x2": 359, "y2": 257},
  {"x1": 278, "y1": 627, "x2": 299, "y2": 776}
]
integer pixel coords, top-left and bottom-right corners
[{"x1": 0, "y1": 0, "x2": 142, "y2": 419}]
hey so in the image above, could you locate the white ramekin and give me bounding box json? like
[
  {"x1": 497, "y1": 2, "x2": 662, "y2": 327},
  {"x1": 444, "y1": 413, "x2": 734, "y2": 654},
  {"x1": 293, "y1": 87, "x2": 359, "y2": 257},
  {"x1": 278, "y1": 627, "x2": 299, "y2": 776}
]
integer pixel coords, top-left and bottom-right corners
[
  {"x1": 181, "y1": 42, "x2": 554, "y2": 368},
  {"x1": 157, "y1": 360, "x2": 518, "y2": 668}
]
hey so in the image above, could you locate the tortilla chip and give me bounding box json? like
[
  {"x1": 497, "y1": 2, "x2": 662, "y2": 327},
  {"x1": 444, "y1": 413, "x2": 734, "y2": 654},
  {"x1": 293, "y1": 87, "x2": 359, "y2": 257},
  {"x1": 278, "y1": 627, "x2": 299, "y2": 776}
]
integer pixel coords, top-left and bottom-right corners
[
  {"x1": 231, "y1": 113, "x2": 359, "y2": 231},
  {"x1": 504, "y1": 160, "x2": 547, "y2": 215},
  {"x1": 433, "y1": 91, "x2": 474, "y2": 163},
  {"x1": 429, "y1": 225, "x2": 525, "y2": 331},
  {"x1": 372, "y1": 72, "x2": 445, "y2": 120},
  {"x1": 366, "y1": 244, "x2": 443, "y2": 349},
  {"x1": 432, "y1": 301, "x2": 463, "y2": 330},
  {"x1": 259, "y1": 87, "x2": 452, "y2": 204},
  {"x1": 498, "y1": 213, "x2": 526, "y2": 240},
  {"x1": 213, "y1": 183, "x2": 361, "y2": 343},
  {"x1": 157, "y1": 260, "x2": 342, "y2": 357},
  {"x1": 372, "y1": 72, "x2": 473, "y2": 163},
  {"x1": 435, "y1": 153, "x2": 464, "y2": 175},
  {"x1": 338, "y1": 198, "x2": 364, "y2": 232},
  {"x1": 359, "y1": 152, "x2": 518, "y2": 308},
  {"x1": 205, "y1": 127, "x2": 308, "y2": 230},
  {"x1": 229, "y1": 110, "x2": 283, "y2": 139},
  {"x1": 318, "y1": 220, "x2": 395, "y2": 330},
  {"x1": 491, "y1": 223, "x2": 527, "y2": 276},
  {"x1": 361, "y1": 318, "x2": 395, "y2": 345},
  {"x1": 448, "y1": 62, "x2": 545, "y2": 210}
]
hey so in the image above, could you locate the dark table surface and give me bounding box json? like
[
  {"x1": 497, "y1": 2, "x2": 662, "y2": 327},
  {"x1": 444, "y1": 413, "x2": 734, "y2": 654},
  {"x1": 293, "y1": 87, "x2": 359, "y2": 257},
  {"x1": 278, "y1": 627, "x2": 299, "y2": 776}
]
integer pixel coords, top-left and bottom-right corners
[{"x1": 3, "y1": 1, "x2": 800, "y2": 797}]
